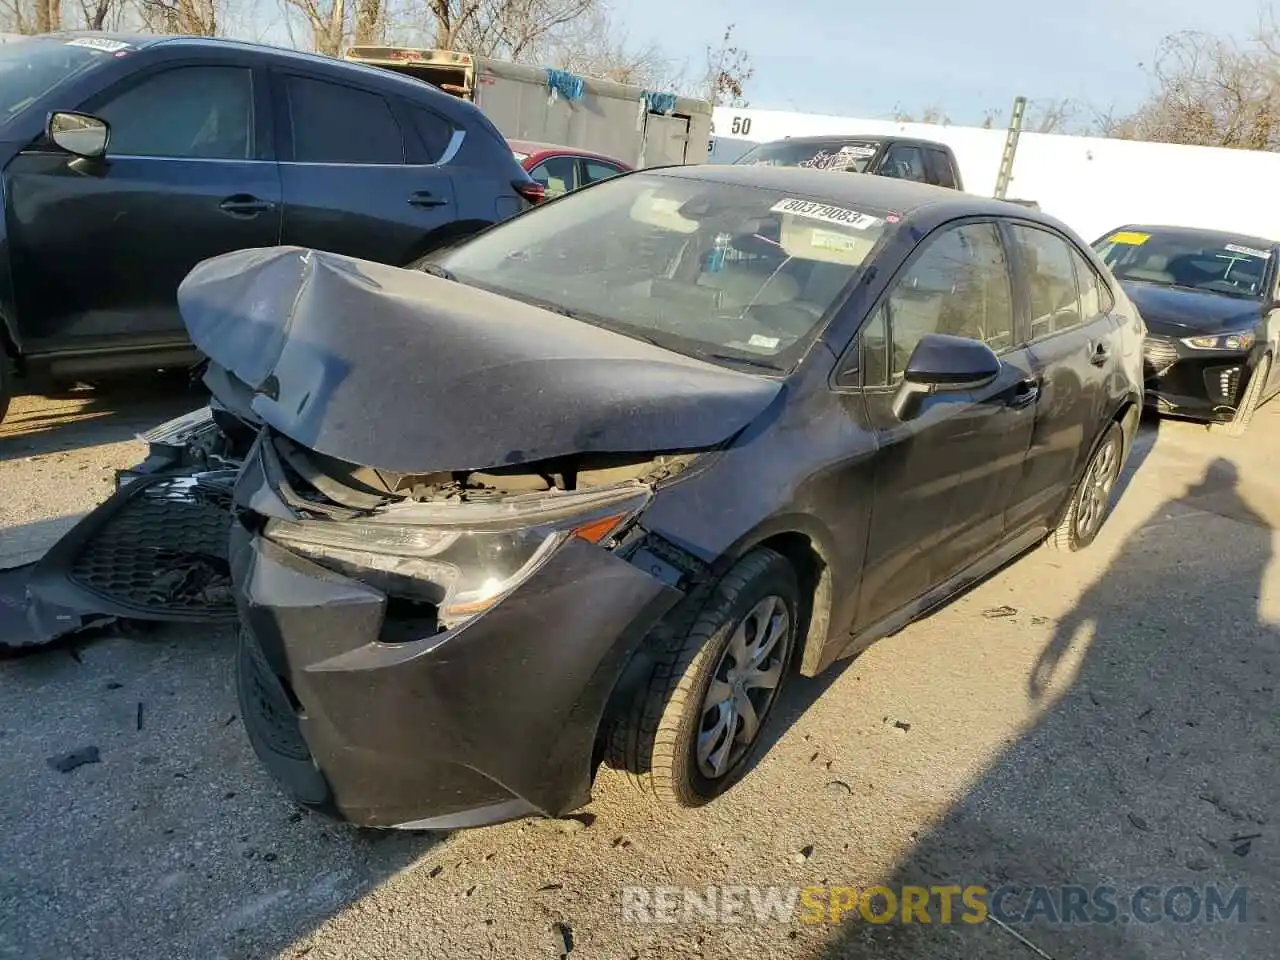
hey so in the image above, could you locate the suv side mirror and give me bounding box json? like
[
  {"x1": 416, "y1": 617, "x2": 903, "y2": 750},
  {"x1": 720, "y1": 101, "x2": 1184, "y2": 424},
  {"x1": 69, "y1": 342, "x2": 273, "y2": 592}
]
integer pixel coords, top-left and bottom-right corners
[
  {"x1": 47, "y1": 111, "x2": 109, "y2": 159},
  {"x1": 892, "y1": 333, "x2": 1001, "y2": 419}
]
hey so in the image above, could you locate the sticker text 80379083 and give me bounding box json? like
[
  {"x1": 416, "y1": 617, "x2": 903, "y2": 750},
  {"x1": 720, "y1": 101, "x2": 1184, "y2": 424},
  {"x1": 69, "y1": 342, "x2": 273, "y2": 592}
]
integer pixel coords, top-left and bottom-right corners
[{"x1": 770, "y1": 198, "x2": 882, "y2": 231}]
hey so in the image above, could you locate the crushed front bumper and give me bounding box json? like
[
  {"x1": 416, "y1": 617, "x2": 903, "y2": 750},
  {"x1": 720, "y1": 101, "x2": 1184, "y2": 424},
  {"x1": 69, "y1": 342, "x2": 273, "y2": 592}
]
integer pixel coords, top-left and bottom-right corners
[
  {"x1": 231, "y1": 519, "x2": 682, "y2": 829},
  {"x1": 1142, "y1": 335, "x2": 1255, "y2": 420}
]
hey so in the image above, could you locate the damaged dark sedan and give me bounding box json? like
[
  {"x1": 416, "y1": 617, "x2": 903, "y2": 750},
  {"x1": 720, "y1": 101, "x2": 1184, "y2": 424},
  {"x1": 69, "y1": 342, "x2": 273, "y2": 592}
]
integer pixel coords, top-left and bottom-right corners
[
  {"x1": 24, "y1": 167, "x2": 1143, "y2": 829},
  {"x1": 1094, "y1": 224, "x2": 1280, "y2": 435}
]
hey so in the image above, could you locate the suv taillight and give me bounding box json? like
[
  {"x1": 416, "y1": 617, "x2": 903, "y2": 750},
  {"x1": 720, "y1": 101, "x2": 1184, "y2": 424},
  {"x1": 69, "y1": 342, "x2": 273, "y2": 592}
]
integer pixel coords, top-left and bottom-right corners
[{"x1": 514, "y1": 180, "x2": 546, "y2": 205}]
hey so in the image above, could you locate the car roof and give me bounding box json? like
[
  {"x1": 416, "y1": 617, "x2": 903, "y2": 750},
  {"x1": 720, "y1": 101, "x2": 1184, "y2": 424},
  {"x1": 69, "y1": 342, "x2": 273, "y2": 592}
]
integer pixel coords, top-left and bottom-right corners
[
  {"x1": 507, "y1": 139, "x2": 628, "y2": 165},
  {"x1": 758, "y1": 134, "x2": 952, "y2": 151},
  {"x1": 1104, "y1": 223, "x2": 1278, "y2": 250},
  {"x1": 42, "y1": 31, "x2": 459, "y2": 101},
  {"x1": 653, "y1": 164, "x2": 1047, "y2": 223}
]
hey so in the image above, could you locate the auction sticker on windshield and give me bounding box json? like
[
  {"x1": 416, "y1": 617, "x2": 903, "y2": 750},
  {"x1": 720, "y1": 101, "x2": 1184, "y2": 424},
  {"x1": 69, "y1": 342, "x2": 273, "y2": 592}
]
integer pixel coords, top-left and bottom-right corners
[
  {"x1": 771, "y1": 199, "x2": 881, "y2": 230},
  {"x1": 1225, "y1": 243, "x2": 1271, "y2": 259},
  {"x1": 1106, "y1": 231, "x2": 1150, "y2": 245},
  {"x1": 65, "y1": 37, "x2": 131, "y2": 51}
]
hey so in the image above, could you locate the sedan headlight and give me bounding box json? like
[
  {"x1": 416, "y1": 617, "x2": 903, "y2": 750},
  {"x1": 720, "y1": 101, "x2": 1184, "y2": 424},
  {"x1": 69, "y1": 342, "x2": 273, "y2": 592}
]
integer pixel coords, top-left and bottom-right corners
[
  {"x1": 1181, "y1": 330, "x2": 1256, "y2": 351},
  {"x1": 263, "y1": 486, "x2": 649, "y2": 629}
]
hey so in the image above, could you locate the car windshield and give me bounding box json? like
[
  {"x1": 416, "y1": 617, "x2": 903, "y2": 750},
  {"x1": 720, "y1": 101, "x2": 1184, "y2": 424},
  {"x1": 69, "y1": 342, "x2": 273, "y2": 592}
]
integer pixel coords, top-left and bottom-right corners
[
  {"x1": 0, "y1": 38, "x2": 120, "y2": 122},
  {"x1": 437, "y1": 173, "x2": 895, "y2": 372},
  {"x1": 1094, "y1": 229, "x2": 1271, "y2": 299},
  {"x1": 734, "y1": 139, "x2": 881, "y2": 173}
]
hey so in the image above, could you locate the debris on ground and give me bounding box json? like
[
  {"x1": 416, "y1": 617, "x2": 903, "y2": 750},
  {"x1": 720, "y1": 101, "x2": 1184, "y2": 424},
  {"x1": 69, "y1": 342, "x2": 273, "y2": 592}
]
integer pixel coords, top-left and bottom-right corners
[
  {"x1": 792, "y1": 845, "x2": 814, "y2": 864},
  {"x1": 981, "y1": 605, "x2": 1018, "y2": 619},
  {"x1": 882, "y1": 716, "x2": 912, "y2": 732},
  {"x1": 553, "y1": 920, "x2": 574, "y2": 956},
  {"x1": 825, "y1": 780, "x2": 853, "y2": 796},
  {"x1": 1127, "y1": 812, "x2": 1150, "y2": 831},
  {"x1": 47, "y1": 746, "x2": 101, "y2": 773}
]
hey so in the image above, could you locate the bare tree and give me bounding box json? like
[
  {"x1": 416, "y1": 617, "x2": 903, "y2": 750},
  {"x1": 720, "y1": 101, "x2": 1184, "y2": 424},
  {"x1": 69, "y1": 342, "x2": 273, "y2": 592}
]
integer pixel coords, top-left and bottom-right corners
[
  {"x1": 702, "y1": 23, "x2": 752, "y2": 106},
  {"x1": 137, "y1": 0, "x2": 219, "y2": 35},
  {"x1": 353, "y1": 0, "x2": 380, "y2": 44},
  {"x1": 537, "y1": 3, "x2": 680, "y2": 87},
  {"x1": 280, "y1": 0, "x2": 344, "y2": 53},
  {"x1": 413, "y1": 0, "x2": 593, "y2": 61},
  {"x1": 889, "y1": 103, "x2": 952, "y2": 125},
  {"x1": 77, "y1": 0, "x2": 117, "y2": 30},
  {"x1": 1105, "y1": 20, "x2": 1280, "y2": 149},
  {"x1": 1025, "y1": 97, "x2": 1079, "y2": 133}
]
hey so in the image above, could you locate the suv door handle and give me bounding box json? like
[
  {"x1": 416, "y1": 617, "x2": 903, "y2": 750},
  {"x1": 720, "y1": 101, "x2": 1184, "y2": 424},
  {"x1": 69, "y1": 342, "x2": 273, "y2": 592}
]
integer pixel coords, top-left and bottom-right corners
[
  {"x1": 409, "y1": 191, "x2": 449, "y2": 208},
  {"x1": 1088, "y1": 340, "x2": 1111, "y2": 366},
  {"x1": 1008, "y1": 377, "x2": 1040, "y2": 408},
  {"x1": 219, "y1": 195, "x2": 274, "y2": 217}
]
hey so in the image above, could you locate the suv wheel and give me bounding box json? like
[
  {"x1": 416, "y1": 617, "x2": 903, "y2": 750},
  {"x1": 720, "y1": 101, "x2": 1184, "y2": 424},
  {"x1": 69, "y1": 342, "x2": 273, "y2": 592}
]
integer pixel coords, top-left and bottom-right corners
[
  {"x1": 608, "y1": 548, "x2": 799, "y2": 807},
  {"x1": 1210, "y1": 354, "x2": 1270, "y2": 438},
  {"x1": 1048, "y1": 422, "x2": 1123, "y2": 552}
]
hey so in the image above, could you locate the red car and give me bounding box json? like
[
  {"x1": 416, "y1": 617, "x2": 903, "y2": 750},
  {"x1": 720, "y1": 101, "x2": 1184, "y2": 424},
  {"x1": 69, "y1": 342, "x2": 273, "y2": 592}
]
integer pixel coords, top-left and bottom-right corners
[{"x1": 508, "y1": 139, "x2": 632, "y2": 200}]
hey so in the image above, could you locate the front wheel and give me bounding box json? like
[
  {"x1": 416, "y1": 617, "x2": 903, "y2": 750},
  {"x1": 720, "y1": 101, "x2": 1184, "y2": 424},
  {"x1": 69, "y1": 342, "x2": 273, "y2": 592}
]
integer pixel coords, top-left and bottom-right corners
[
  {"x1": 1210, "y1": 354, "x2": 1271, "y2": 438},
  {"x1": 1048, "y1": 421, "x2": 1124, "y2": 552},
  {"x1": 607, "y1": 548, "x2": 800, "y2": 807}
]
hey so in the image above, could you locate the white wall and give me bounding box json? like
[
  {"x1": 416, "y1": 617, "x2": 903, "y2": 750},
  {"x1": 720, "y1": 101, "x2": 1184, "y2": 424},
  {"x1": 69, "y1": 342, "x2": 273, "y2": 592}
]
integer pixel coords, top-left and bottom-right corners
[{"x1": 709, "y1": 107, "x2": 1280, "y2": 245}]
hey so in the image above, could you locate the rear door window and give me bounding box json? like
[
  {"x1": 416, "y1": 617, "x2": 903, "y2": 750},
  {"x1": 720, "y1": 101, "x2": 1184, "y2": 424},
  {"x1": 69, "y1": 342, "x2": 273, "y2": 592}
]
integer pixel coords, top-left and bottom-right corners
[
  {"x1": 582, "y1": 159, "x2": 625, "y2": 184},
  {"x1": 1068, "y1": 247, "x2": 1115, "y2": 319},
  {"x1": 408, "y1": 107, "x2": 454, "y2": 163},
  {"x1": 285, "y1": 76, "x2": 403, "y2": 164}
]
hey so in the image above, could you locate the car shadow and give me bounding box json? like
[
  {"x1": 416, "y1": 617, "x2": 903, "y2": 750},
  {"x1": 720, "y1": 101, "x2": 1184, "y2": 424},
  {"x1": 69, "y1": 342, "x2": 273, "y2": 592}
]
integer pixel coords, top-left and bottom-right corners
[
  {"x1": 0, "y1": 373, "x2": 205, "y2": 463},
  {"x1": 804, "y1": 455, "x2": 1276, "y2": 958}
]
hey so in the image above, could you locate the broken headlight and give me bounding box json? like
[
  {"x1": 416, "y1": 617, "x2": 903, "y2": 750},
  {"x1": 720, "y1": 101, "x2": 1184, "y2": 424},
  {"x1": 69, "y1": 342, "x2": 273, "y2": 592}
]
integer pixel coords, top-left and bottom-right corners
[{"x1": 263, "y1": 485, "x2": 650, "y2": 629}]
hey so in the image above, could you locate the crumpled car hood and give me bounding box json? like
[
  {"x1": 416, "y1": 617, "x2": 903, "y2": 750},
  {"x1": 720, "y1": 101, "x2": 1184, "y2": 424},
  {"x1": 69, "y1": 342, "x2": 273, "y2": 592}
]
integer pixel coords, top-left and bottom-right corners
[{"x1": 178, "y1": 247, "x2": 782, "y2": 474}]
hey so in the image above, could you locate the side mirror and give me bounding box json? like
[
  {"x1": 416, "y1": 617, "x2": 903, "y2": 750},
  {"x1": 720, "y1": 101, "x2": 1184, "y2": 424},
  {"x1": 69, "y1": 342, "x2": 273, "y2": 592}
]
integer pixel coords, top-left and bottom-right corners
[
  {"x1": 47, "y1": 111, "x2": 109, "y2": 159},
  {"x1": 892, "y1": 333, "x2": 1001, "y2": 420}
]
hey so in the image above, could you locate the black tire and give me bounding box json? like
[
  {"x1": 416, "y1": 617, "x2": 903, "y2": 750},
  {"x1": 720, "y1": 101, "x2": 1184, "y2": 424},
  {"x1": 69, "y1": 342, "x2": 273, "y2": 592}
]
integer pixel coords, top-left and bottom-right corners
[
  {"x1": 1048, "y1": 421, "x2": 1124, "y2": 552},
  {"x1": 607, "y1": 548, "x2": 800, "y2": 807},
  {"x1": 1210, "y1": 354, "x2": 1271, "y2": 438},
  {"x1": 235, "y1": 630, "x2": 334, "y2": 811}
]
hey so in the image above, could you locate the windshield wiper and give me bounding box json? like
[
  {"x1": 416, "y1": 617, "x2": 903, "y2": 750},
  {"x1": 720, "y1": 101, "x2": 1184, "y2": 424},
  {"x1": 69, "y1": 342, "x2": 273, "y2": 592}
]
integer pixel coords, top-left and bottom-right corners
[
  {"x1": 703, "y1": 352, "x2": 784, "y2": 372},
  {"x1": 417, "y1": 261, "x2": 456, "y2": 281}
]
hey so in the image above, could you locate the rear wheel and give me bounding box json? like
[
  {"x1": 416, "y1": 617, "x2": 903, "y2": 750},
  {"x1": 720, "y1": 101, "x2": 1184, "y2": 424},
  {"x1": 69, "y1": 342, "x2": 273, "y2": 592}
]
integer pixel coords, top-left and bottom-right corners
[
  {"x1": 1210, "y1": 354, "x2": 1271, "y2": 438},
  {"x1": 607, "y1": 548, "x2": 800, "y2": 807},
  {"x1": 1048, "y1": 422, "x2": 1123, "y2": 552}
]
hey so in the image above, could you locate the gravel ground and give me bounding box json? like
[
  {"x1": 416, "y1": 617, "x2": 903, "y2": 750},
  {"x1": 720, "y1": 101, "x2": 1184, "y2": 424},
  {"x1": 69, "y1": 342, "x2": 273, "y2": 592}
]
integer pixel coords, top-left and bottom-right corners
[{"x1": 0, "y1": 386, "x2": 1276, "y2": 960}]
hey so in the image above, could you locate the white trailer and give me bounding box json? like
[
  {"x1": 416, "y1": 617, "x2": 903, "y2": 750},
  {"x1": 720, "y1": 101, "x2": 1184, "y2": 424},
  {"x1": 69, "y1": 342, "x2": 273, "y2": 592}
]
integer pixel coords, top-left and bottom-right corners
[
  {"x1": 345, "y1": 46, "x2": 712, "y2": 169},
  {"x1": 707, "y1": 106, "x2": 1280, "y2": 244}
]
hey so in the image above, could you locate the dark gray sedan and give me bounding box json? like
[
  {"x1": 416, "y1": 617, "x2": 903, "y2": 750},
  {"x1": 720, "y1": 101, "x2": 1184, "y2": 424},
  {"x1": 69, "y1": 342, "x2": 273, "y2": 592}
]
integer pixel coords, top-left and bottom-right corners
[{"x1": 22, "y1": 166, "x2": 1144, "y2": 829}]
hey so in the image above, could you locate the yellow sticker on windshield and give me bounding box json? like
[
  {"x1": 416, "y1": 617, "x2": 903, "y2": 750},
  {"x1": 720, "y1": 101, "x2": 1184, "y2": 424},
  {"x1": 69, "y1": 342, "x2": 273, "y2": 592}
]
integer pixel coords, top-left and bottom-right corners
[{"x1": 1107, "y1": 231, "x2": 1150, "y2": 245}]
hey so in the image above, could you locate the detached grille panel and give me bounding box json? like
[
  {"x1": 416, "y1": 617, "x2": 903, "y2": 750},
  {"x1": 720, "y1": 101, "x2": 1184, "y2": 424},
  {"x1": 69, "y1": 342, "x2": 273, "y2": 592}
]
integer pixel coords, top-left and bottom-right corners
[{"x1": 66, "y1": 476, "x2": 236, "y2": 618}]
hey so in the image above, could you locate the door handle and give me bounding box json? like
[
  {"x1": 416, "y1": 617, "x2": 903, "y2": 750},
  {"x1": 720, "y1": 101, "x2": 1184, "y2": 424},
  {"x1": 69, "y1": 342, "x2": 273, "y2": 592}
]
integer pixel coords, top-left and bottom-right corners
[
  {"x1": 1088, "y1": 340, "x2": 1111, "y2": 366},
  {"x1": 409, "y1": 191, "x2": 449, "y2": 208},
  {"x1": 219, "y1": 195, "x2": 274, "y2": 217},
  {"x1": 1008, "y1": 377, "x2": 1040, "y2": 408}
]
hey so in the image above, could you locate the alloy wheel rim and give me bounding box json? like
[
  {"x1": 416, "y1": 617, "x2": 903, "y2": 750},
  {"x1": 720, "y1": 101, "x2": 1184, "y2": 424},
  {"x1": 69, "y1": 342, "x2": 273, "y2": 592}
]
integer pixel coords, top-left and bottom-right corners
[
  {"x1": 1076, "y1": 438, "x2": 1119, "y2": 538},
  {"x1": 696, "y1": 595, "x2": 792, "y2": 780}
]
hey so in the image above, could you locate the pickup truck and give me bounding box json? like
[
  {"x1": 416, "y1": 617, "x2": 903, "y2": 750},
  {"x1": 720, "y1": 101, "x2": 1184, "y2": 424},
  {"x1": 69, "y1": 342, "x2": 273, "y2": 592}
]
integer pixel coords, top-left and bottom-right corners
[{"x1": 733, "y1": 134, "x2": 964, "y2": 192}]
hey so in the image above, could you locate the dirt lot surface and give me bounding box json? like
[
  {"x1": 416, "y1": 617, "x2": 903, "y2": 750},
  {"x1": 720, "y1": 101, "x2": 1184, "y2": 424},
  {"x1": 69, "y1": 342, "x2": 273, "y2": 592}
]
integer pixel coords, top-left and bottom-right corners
[{"x1": 1, "y1": 385, "x2": 1276, "y2": 960}]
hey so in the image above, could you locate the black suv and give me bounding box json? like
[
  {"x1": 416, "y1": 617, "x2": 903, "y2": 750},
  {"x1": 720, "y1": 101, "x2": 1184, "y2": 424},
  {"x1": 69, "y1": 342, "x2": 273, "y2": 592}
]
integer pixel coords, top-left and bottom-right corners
[
  {"x1": 734, "y1": 134, "x2": 964, "y2": 191},
  {"x1": 0, "y1": 33, "x2": 538, "y2": 422}
]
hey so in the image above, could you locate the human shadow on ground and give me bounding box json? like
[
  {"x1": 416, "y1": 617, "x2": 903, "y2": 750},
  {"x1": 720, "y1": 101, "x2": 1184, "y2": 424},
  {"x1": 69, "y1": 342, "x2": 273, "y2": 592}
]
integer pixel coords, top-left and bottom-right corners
[{"x1": 811, "y1": 457, "x2": 1277, "y2": 958}]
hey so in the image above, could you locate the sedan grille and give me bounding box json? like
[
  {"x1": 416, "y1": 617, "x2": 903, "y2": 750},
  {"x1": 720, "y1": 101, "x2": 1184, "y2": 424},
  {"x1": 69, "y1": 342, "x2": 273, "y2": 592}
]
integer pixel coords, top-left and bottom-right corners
[
  {"x1": 1143, "y1": 336, "x2": 1178, "y2": 376},
  {"x1": 67, "y1": 474, "x2": 237, "y2": 618}
]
